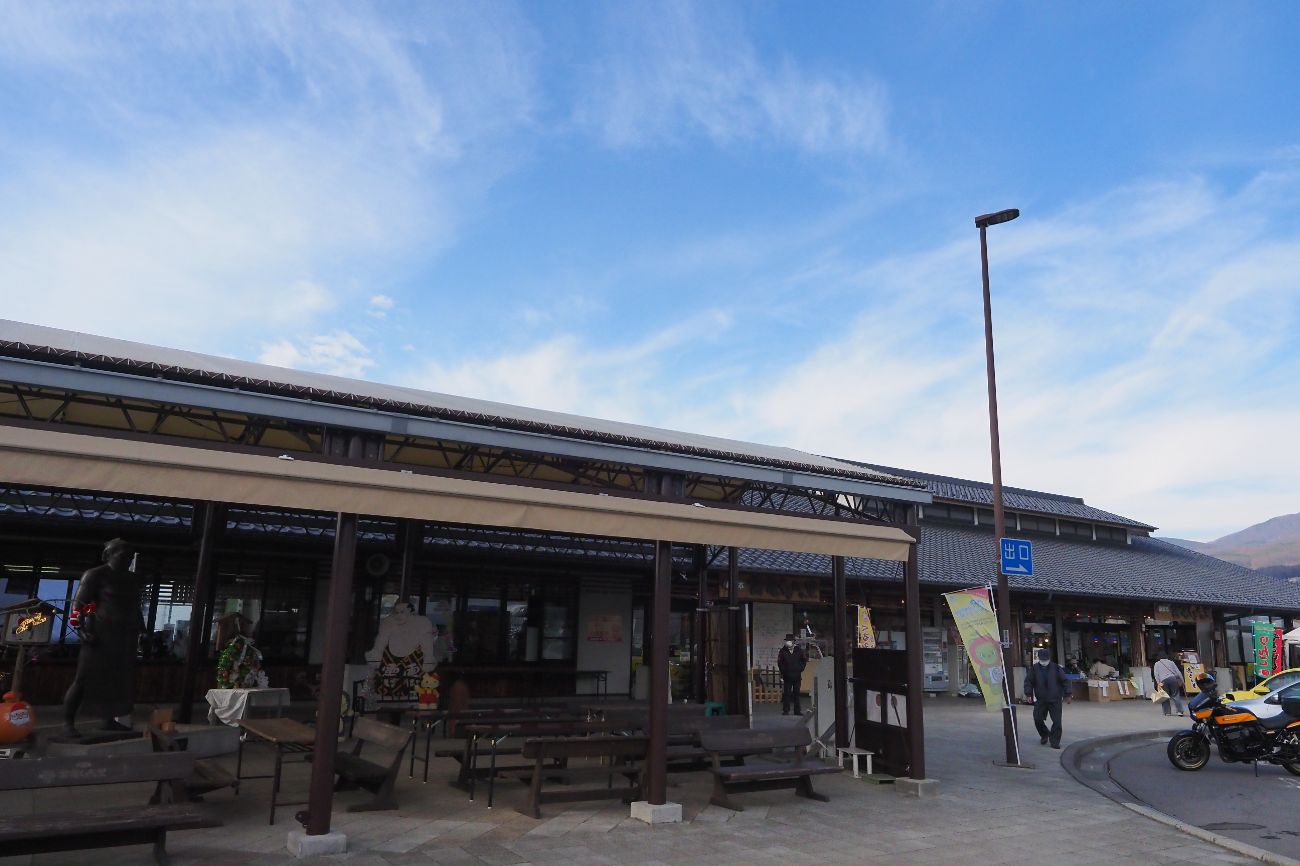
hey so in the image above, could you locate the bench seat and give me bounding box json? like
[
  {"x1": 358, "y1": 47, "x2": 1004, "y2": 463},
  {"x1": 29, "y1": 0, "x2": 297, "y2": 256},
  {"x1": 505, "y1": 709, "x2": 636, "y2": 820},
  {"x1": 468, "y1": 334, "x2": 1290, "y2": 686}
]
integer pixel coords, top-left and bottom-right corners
[
  {"x1": 700, "y1": 725, "x2": 841, "y2": 811},
  {"x1": 0, "y1": 804, "x2": 218, "y2": 855}
]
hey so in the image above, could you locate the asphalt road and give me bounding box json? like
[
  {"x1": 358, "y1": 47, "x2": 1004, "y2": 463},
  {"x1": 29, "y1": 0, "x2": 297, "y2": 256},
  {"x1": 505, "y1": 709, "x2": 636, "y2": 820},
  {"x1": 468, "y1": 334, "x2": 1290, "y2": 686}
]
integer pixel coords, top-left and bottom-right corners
[{"x1": 1108, "y1": 738, "x2": 1300, "y2": 859}]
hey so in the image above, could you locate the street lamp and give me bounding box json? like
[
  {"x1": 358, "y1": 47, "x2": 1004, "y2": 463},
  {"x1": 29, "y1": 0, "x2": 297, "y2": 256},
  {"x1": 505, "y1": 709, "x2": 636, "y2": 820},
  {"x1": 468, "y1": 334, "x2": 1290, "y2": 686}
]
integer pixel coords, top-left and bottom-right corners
[{"x1": 975, "y1": 207, "x2": 1023, "y2": 766}]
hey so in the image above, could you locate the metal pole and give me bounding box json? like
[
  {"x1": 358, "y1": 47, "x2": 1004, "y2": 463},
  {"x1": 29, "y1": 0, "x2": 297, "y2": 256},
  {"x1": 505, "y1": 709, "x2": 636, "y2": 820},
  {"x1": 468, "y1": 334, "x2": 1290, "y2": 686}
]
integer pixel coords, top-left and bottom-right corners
[
  {"x1": 980, "y1": 220, "x2": 1022, "y2": 766},
  {"x1": 692, "y1": 545, "x2": 707, "y2": 703},
  {"x1": 304, "y1": 511, "x2": 359, "y2": 836},
  {"x1": 177, "y1": 501, "x2": 221, "y2": 724},
  {"x1": 902, "y1": 512, "x2": 926, "y2": 779},
  {"x1": 831, "y1": 556, "x2": 849, "y2": 750},
  {"x1": 728, "y1": 547, "x2": 744, "y2": 716},
  {"x1": 646, "y1": 539, "x2": 672, "y2": 804},
  {"x1": 396, "y1": 519, "x2": 419, "y2": 602}
]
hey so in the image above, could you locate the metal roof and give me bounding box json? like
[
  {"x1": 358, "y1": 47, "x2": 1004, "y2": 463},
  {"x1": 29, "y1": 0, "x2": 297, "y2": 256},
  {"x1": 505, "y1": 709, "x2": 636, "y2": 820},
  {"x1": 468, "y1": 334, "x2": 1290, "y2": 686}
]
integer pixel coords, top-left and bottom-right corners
[
  {"x1": 854, "y1": 463, "x2": 1156, "y2": 530},
  {"x1": 736, "y1": 523, "x2": 1300, "y2": 610},
  {"x1": 0, "y1": 319, "x2": 926, "y2": 501}
]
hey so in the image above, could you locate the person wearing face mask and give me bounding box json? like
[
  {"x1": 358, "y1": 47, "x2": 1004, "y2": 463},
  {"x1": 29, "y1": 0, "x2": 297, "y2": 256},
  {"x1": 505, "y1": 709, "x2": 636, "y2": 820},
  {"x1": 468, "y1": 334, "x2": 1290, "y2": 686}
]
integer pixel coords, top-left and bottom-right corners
[
  {"x1": 1024, "y1": 647, "x2": 1072, "y2": 749},
  {"x1": 777, "y1": 633, "x2": 807, "y2": 716}
]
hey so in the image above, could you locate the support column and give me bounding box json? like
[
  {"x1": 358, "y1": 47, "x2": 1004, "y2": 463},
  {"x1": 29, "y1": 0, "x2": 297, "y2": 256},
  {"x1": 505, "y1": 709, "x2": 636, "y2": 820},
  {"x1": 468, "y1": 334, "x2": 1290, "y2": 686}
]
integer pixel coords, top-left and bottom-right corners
[
  {"x1": 631, "y1": 539, "x2": 681, "y2": 823},
  {"x1": 831, "y1": 556, "x2": 849, "y2": 750},
  {"x1": 1053, "y1": 602, "x2": 1065, "y2": 666},
  {"x1": 302, "y1": 511, "x2": 358, "y2": 840},
  {"x1": 177, "y1": 501, "x2": 221, "y2": 724},
  {"x1": 902, "y1": 512, "x2": 926, "y2": 781},
  {"x1": 692, "y1": 545, "x2": 707, "y2": 703},
  {"x1": 728, "y1": 547, "x2": 744, "y2": 716},
  {"x1": 396, "y1": 519, "x2": 420, "y2": 602}
]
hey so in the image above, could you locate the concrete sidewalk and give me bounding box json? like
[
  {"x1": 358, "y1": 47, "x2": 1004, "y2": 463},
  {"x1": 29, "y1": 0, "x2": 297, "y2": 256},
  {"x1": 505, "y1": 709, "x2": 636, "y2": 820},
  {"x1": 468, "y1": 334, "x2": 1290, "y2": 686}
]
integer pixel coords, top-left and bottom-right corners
[{"x1": 2, "y1": 696, "x2": 1256, "y2": 865}]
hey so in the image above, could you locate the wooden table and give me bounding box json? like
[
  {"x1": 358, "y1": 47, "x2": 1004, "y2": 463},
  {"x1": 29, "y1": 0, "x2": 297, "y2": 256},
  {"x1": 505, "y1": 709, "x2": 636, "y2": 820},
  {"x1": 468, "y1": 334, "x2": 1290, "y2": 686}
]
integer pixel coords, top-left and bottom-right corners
[{"x1": 236, "y1": 718, "x2": 316, "y2": 825}]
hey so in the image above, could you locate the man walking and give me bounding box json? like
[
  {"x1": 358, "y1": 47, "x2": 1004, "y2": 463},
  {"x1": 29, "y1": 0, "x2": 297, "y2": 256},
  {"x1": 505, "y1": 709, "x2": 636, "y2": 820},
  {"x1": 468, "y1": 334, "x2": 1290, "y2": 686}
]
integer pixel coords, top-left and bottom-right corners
[
  {"x1": 777, "y1": 633, "x2": 807, "y2": 716},
  {"x1": 1024, "y1": 647, "x2": 1072, "y2": 749}
]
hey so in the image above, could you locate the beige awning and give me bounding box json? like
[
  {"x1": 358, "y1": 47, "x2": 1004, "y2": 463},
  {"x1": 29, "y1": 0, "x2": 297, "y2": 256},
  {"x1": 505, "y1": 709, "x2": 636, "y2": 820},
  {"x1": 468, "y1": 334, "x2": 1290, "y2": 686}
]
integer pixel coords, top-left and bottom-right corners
[{"x1": 0, "y1": 425, "x2": 914, "y2": 560}]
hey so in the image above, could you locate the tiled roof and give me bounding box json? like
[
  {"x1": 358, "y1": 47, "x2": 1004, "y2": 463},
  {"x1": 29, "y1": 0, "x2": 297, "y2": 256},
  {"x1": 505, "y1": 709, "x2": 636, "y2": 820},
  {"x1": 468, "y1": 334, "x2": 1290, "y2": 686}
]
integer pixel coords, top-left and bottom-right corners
[
  {"x1": 733, "y1": 524, "x2": 1300, "y2": 610},
  {"x1": 853, "y1": 463, "x2": 1156, "y2": 531}
]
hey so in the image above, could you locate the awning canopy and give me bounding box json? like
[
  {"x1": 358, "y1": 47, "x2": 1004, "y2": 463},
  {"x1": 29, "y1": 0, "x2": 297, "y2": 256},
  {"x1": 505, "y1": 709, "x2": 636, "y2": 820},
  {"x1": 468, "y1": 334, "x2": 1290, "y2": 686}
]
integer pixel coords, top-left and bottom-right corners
[{"x1": 0, "y1": 426, "x2": 914, "y2": 561}]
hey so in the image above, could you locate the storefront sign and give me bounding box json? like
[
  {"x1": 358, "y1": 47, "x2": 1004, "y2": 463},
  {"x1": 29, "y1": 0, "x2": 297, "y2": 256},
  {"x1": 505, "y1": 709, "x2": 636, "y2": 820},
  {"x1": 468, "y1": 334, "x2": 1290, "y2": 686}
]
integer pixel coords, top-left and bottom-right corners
[
  {"x1": 943, "y1": 587, "x2": 1005, "y2": 713},
  {"x1": 585, "y1": 614, "x2": 624, "y2": 642},
  {"x1": 1254, "y1": 622, "x2": 1284, "y2": 680},
  {"x1": 733, "y1": 575, "x2": 821, "y2": 604},
  {"x1": 855, "y1": 606, "x2": 877, "y2": 649}
]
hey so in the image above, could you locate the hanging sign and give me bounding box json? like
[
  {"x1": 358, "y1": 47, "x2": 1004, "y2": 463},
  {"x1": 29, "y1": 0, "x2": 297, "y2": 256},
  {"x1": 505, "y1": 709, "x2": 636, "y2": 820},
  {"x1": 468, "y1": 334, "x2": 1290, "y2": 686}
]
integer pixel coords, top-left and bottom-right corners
[
  {"x1": 855, "y1": 606, "x2": 877, "y2": 649},
  {"x1": 943, "y1": 586, "x2": 1005, "y2": 713}
]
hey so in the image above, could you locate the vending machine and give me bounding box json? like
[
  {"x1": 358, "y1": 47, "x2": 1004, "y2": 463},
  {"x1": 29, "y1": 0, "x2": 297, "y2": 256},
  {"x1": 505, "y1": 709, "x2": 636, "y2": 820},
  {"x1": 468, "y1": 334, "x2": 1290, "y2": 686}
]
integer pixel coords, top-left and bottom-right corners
[{"x1": 922, "y1": 626, "x2": 949, "y2": 692}]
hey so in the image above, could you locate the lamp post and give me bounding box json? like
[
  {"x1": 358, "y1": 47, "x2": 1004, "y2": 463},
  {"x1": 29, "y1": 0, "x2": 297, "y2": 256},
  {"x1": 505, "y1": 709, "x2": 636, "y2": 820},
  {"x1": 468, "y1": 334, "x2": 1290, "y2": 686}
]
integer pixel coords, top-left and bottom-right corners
[{"x1": 975, "y1": 207, "x2": 1022, "y2": 766}]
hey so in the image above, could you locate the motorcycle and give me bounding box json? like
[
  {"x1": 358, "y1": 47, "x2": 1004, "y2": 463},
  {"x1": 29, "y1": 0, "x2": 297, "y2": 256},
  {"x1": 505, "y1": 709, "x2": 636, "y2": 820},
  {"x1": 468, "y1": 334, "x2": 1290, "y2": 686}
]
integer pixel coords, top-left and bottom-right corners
[{"x1": 1167, "y1": 672, "x2": 1300, "y2": 774}]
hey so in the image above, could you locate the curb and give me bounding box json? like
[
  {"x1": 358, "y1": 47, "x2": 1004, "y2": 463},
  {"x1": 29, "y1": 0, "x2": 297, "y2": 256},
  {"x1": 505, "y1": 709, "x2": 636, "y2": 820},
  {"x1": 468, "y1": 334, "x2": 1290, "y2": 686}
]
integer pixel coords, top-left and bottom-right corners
[
  {"x1": 1064, "y1": 730, "x2": 1300, "y2": 866},
  {"x1": 1123, "y1": 803, "x2": 1300, "y2": 866}
]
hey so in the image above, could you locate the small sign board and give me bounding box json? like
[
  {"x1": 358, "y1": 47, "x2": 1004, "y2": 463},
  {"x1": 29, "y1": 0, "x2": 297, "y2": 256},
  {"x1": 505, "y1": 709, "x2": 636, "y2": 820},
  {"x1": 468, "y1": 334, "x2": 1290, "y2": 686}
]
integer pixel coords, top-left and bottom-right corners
[
  {"x1": 999, "y1": 537, "x2": 1034, "y2": 576},
  {"x1": 1, "y1": 600, "x2": 61, "y2": 645}
]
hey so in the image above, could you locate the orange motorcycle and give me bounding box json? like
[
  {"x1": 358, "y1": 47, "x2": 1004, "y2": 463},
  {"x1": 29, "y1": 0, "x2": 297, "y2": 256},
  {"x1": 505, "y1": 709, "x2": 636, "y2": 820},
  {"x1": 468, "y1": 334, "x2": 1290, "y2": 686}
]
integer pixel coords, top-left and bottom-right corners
[{"x1": 1167, "y1": 672, "x2": 1300, "y2": 774}]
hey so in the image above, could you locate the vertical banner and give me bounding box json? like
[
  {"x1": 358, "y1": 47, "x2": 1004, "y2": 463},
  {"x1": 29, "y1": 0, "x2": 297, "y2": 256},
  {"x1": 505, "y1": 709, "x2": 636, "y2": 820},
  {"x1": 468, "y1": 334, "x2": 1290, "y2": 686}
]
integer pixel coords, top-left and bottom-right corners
[
  {"x1": 855, "y1": 606, "x2": 877, "y2": 649},
  {"x1": 943, "y1": 587, "x2": 1005, "y2": 713},
  {"x1": 1254, "y1": 622, "x2": 1278, "y2": 680}
]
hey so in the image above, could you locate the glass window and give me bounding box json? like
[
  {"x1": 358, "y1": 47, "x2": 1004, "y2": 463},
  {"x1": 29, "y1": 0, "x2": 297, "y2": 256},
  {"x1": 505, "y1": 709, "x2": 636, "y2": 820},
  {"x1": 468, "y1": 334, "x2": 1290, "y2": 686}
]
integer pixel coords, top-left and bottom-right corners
[
  {"x1": 541, "y1": 601, "x2": 573, "y2": 661},
  {"x1": 457, "y1": 582, "x2": 503, "y2": 664}
]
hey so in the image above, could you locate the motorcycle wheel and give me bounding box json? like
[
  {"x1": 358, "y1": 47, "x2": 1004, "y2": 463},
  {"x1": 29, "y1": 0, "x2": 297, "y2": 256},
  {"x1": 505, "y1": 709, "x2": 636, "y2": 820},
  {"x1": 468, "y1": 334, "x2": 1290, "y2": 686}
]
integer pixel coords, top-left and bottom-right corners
[
  {"x1": 1167, "y1": 731, "x2": 1211, "y2": 771},
  {"x1": 1284, "y1": 762, "x2": 1300, "y2": 777}
]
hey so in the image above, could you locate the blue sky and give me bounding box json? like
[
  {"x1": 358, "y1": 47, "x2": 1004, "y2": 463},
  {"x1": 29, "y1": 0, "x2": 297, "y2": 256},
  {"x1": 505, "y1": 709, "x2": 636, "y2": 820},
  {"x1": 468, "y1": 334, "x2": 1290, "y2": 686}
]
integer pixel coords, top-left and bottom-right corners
[{"x1": 2, "y1": 2, "x2": 1298, "y2": 541}]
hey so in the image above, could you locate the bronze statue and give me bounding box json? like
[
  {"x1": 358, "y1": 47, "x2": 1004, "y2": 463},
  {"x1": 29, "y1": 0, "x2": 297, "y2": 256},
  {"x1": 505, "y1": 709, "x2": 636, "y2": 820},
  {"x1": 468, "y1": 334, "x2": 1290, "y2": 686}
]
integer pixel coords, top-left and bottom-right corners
[{"x1": 63, "y1": 538, "x2": 144, "y2": 734}]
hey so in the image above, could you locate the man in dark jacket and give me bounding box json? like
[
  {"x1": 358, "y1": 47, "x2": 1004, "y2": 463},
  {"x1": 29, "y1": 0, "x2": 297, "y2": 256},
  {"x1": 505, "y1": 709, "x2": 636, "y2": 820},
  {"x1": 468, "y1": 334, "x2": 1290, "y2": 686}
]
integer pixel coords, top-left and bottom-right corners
[
  {"x1": 1024, "y1": 647, "x2": 1072, "y2": 748},
  {"x1": 777, "y1": 633, "x2": 807, "y2": 716}
]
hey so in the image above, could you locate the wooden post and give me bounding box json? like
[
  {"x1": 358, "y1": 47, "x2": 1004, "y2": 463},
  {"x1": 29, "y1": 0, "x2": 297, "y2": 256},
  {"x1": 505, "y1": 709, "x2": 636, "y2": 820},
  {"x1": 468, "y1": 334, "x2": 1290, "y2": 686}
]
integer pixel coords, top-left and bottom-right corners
[
  {"x1": 903, "y1": 510, "x2": 926, "y2": 780},
  {"x1": 177, "y1": 501, "x2": 221, "y2": 724},
  {"x1": 1053, "y1": 602, "x2": 1065, "y2": 666},
  {"x1": 10, "y1": 645, "x2": 26, "y2": 696},
  {"x1": 304, "y1": 511, "x2": 358, "y2": 836},
  {"x1": 646, "y1": 539, "x2": 672, "y2": 805},
  {"x1": 831, "y1": 555, "x2": 849, "y2": 750}
]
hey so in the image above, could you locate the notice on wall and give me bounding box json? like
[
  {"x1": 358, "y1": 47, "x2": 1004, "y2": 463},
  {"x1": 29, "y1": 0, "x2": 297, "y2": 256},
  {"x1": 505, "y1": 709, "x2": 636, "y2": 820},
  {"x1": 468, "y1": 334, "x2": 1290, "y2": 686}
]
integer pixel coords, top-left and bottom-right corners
[
  {"x1": 585, "y1": 613, "x2": 624, "y2": 642},
  {"x1": 752, "y1": 603, "x2": 793, "y2": 669}
]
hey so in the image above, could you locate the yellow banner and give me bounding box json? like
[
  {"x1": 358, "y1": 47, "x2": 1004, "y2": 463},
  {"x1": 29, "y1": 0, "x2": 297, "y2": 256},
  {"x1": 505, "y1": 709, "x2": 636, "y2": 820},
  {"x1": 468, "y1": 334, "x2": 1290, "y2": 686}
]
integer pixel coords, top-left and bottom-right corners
[
  {"x1": 855, "y1": 606, "x2": 876, "y2": 649},
  {"x1": 943, "y1": 587, "x2": 1006, "y2": 712}
]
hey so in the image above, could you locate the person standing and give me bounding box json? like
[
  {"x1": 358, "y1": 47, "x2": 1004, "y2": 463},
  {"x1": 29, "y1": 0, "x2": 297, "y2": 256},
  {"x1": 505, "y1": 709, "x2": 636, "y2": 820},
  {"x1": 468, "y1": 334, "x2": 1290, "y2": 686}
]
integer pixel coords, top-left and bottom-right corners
[
  {"x1": 777, "y1": 633, "x2": 807, "y2": 716},
  {"x1": 1024, "y1": 647, "x2": 1072, "y2": 749},
  {"x1": 1153, "y1": 654, "x2": 1186, "y2": 717}
]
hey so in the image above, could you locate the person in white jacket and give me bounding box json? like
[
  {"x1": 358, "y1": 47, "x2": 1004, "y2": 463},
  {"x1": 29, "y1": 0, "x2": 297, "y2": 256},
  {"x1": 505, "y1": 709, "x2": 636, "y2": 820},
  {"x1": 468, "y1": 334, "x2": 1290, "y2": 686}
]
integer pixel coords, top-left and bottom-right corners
[{"x1": 1153, "y1": 655, "x2": 1186, "y2": 716}]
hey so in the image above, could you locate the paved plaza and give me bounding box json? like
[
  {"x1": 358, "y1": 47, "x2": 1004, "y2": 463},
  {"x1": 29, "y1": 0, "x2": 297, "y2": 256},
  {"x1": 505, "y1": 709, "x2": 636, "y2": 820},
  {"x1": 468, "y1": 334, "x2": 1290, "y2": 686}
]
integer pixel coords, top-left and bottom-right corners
[{"x1": 1, "y1": 697, "x2": 1268, "y2": 866}]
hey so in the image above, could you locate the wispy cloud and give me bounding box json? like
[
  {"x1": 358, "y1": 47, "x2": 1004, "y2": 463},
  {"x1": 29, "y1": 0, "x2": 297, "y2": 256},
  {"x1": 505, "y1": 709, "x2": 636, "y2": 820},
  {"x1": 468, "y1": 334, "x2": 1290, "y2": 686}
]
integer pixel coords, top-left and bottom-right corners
[
  {"x1": 0, "y1": 1, "x2": 538, "y2": 351},
  {"x1": 576, "y1": 1, "x2": 888, "y2": 154},
  {"x1": 259, "y1": 330, "x2": 374, "y2": 378}
]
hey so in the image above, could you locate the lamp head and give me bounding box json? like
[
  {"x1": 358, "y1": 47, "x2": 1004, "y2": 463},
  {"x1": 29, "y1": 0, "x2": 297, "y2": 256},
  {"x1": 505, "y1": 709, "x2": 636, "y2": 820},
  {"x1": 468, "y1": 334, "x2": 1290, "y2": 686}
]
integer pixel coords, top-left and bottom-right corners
[{"x1": 974, "y1": 208, "x2": 1020, "y2": 229}]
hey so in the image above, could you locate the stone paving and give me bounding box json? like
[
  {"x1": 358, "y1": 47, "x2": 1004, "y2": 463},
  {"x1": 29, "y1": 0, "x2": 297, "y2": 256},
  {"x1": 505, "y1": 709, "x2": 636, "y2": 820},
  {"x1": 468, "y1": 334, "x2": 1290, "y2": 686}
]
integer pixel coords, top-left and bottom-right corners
[{"x1": 2, "y1": 696, "x2": 1261, "y2": 865}]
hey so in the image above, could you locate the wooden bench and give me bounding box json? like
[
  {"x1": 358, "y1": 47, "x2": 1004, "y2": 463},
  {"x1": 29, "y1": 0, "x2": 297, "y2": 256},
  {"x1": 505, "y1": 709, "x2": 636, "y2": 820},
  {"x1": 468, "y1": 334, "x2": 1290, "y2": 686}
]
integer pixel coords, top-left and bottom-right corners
[
  {"x1": 333, "y1": 716, "x2": 413, "y2": 812},
  {"x1": 516, "y1": 734, "x2": 648, "y2": 819},
  {"x1": 699, "y1": 726, "x2": 840, "y2": 811},
  {"x1": 149, "y1": 724, "x2": 240, "y2": 802},
  {"x1": 0, "y1": 752, "x2": 221, "y2": 865},
  {"x1": 665, "y1": 714, "x2": 749, "y2": 767}
]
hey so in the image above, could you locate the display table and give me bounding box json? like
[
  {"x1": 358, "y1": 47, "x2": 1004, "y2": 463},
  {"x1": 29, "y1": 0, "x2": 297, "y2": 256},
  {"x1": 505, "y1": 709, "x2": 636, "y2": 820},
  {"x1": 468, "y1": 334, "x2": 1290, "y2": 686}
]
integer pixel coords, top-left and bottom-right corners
[
  {"x1": 205, "y1": 687, "x2": 291, "y2": 725},
  {"x1": 235, "y1": 717, "x2": 316, "y2": 825}
]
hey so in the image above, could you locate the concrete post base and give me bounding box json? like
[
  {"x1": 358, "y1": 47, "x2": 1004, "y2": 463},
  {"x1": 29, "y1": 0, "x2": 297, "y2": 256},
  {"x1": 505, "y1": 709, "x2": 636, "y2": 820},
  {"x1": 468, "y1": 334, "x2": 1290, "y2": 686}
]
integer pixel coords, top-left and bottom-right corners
[
  {"x1": 895, "y1": 777, "x2": 941, "y2": 798},
  {"x1": 630, "y1": 800, "x2": 683, "y2": 824},
  {"x1": 287, "y1": 830, "x2": 348, "y2": 857}
]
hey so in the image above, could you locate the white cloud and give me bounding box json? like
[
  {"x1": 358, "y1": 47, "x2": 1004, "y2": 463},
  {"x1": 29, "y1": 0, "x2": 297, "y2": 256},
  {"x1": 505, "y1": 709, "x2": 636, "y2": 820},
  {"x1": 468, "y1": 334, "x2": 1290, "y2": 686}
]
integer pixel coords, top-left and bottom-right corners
[
  {"x1": 0, "y1": 2, "x2": 538, "y2": 350},
  {"x1": 259, "y1": 330, "x2": 374, "y2": 378},
  {"x1": 577, "y1": 1, "x2": 888, "y2": 154}
]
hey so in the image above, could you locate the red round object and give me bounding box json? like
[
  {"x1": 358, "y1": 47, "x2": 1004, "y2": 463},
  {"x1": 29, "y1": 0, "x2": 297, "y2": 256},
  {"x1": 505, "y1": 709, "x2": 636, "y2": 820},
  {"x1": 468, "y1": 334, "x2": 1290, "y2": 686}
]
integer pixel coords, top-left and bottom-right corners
[{"x1": 0, "y1": 693, "x2": 34, "y2": 744}]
